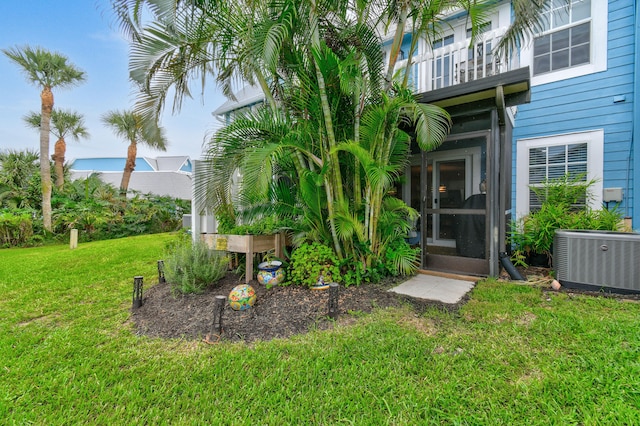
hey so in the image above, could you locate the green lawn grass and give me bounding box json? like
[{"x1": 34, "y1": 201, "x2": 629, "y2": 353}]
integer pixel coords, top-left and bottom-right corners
[{"x1": 1, "y1": 233, "x2": 639, "y2": 424}]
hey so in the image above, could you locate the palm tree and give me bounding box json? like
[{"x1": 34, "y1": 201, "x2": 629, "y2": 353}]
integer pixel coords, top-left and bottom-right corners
[
  {"x1": 108, "y1": 0, "x2": 457, "y2": 273},
  {"x1": 111, "y1": 0, "x2": 559, "y2": 279},
  {"x1": 2, "y1": 45, "x2": 85, "y2": 232},
  {"x1": 101, "y1": 109, "x2": 167, "y2": 196},
  {"x1": 23, "y1": 109, "x2": 90, "y2": 191}
]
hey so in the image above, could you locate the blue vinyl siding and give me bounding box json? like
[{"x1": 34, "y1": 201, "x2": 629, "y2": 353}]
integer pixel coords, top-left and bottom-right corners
[{"x1": 512, "y1": 0, "x2": 636, "y2": 222}]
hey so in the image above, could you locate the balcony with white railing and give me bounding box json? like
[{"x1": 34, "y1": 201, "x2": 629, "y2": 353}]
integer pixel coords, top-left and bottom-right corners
[{"x1": 395, "y1": 27, "x2": 520, "y2": 94}]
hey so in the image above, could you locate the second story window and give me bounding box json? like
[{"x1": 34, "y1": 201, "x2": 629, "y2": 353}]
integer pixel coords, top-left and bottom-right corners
[
  {"x1": 466, "y1": 22, "x2": 492, "y2": 62},
  {"x1": 533, "y1": 0, "x2": 591, "y2": 76},
  {"x1": 431, "y1": 34, "x2": 454, "y2": 89},
  {"x1": 433, "y1": 34, "x2": 454, "y2": 49}
]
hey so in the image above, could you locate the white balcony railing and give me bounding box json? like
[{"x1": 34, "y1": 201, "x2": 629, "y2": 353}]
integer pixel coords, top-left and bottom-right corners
[{"x1": 395, "y1": 27, "x2": 519, "y2": 94}]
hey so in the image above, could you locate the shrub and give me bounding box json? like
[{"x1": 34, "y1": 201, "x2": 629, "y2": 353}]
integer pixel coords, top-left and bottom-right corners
[
  {"x1": 0, "y1": 211, "x2": 34, "y2": 247},
  {"x1": 227, "y1": 216, "x2": 298, "y2": 235},
  {"x1": 49, "y1": 188, "x2": 188, "y2": 244},
  {"x1": 164, "y1": 237, "x2": 229, "y2": 295},
  {"x1": 509, "y1": 174, "x2": 623, "y2": 267},
  {"x1": 287, "y1": 242, "x2": 342, "y2": 287},
  {"x1": 339, "y1": 257, "x2": 384, "y2": 287}
]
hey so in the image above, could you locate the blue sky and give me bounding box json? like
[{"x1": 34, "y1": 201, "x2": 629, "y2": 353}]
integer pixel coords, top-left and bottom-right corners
[{"x1": 0, "y1": 0, "x2": 225, "y2": 161}]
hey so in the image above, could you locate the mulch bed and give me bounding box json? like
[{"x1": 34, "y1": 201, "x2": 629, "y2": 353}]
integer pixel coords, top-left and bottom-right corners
[
  {"x1": 131, "y1": 273, "x2": 462, "y2": 343},
  {"x1": 132, "y1": 267, "x2": 639, "y2": 344}
]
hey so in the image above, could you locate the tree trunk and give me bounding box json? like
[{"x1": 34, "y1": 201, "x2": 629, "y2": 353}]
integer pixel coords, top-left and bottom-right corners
[
  {"x1": 308, "y1": 1, "x2": 346, "y2": 259},
  {"x1": 40, "y1": 87, "x2": 54, "y2": 232},
  {"x1": 52, "y1": 137, "x2": 66, "y2": 190},
  {"x1": 384, "y1": 2, "x2": 409, "y2": 91},
  {"x1": 120, "y1": 142, "x2": 137, "y2": 196}
]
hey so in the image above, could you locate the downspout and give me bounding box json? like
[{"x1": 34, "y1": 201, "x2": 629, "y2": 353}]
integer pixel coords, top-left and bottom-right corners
[
  {"x1": 495, "y1": 85, "x2": 507, "y2": 250},
  {"x1": 489, "y1": 111, "x2": 499, "y2": 277},
  {"x1": 495, "y1": 85, "x2": 524, "y2": 280},
  {"x1": 489, "y1": 86, "x2": 506, "y2": 277}
]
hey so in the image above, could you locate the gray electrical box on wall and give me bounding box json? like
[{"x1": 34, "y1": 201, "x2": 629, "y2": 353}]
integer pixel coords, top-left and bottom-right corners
[{"x1": 603, "y1": 187, "x2": 623, "y2": 202}]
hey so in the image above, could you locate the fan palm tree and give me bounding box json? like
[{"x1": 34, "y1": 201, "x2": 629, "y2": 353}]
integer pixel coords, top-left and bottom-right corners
[
  {"x1": 2, "y1": 45, "x2": 85, "y2": 231},
  {"x1": 23, "y1": 109, "x2": 90, "y2": 191},
  {"x1": 101, "y1": 109, "x2": 168, "y2": 196}
]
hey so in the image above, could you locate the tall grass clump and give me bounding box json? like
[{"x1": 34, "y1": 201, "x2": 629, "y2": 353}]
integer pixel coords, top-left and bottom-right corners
[{"x1": 164, "y1": 236, "x2": 228, "y2": 294}]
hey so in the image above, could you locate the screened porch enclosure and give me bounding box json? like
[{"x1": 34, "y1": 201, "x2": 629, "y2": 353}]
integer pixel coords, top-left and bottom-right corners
[{"x1": 400, "y1": 68, "x2": 530, "y2": 277}]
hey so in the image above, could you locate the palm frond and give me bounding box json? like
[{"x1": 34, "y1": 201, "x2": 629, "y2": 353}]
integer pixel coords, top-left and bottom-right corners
[
  {"x1": 494, "y1": 0, "x2": 550, "y2": 59},
  {"x1": 413, "y1": 103, "x2": 451, "y2": 152},
  {"x1": 333, "y1": 206, "x2": 366, "y2": 243}
]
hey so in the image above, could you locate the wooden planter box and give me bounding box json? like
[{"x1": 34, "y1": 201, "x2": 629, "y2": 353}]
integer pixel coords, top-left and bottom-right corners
[{"x1": 202, "y1": 233, "x2": 285, "y2": 284}]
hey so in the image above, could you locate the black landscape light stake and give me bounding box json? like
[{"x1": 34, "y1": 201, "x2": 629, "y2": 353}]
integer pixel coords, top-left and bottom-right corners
[
  {"x1": 157, "y1": 260, "x2": 166, "y2": 283},
  {"x1": 132, "y1": 276, "x2": 144, "y2": 309},
  {"x1": 328, "y1": 282, "x2": 339, "y2": 320},
  {"x1": 212, "y1": 295, "x2": 227, "y2": 335},
  {"x1": 204, "y1": 295, "x2": 227, "y2": 344}
]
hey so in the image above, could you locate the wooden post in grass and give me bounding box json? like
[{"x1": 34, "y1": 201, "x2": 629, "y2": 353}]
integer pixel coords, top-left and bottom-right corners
[
  {"x1": 328, "y1": 283, "x2": 339, "y2": 319},
  {"x1": 70, "y1": 229, "x2": 78, "y2": 249}
]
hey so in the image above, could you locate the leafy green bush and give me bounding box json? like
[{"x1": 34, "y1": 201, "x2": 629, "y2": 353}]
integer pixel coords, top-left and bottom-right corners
[
  {"x1": 214, "y1": 206, "x2": 237, "y2": 234},
  {"x1": 339, "y1": 257, "x2": 384, "y2": 287},
  {"x1": 0, "y1": 164, "x2": 190, "y2": 247},
  {"x1": 0, "y1": 149, "x2": 41, "y2": 210},
  {"x1": 509, "y1": 174, "x2": 623, "y2": 267},
  {"x1": 164, "y1": 237, "x2": 229, "y2": 295},
  {"x1": 0, "y1": 210, "x2": 34, "y2": 247},
  {"x1": 287, "y1": 242, "x2": 342, "y2": 287},
  {"x1": 227, "y1": 216, "x2": 298, "y2": 235},
  {"x1": 375, "y1": 197, "x2": 420, "y2": 278},
  {"x1": 49, "y1": 180, "x2": 190, "y2": 244}
]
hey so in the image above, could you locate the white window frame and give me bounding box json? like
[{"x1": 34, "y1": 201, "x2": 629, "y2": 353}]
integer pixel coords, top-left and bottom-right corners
[
  {"x1": 516, "y1": 129, "x2": 604, "y2": 219},
  {"x1": 519, "y1": 0, "x2": 608, "y2": 86}
]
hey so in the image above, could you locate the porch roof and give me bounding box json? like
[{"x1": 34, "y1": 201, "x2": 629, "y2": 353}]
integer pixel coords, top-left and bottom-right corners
[{"x1": 417, "y1": 67, "x2": 531, "y2": 112}]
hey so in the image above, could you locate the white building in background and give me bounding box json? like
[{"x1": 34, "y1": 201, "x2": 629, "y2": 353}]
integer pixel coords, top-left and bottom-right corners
[{"x1": 70, "y1": 156, "x2": 193, "y2": 200}]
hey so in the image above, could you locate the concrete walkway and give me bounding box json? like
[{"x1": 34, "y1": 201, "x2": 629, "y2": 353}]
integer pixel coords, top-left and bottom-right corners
[{"x1": 389, "y1": 272, "x2": 477, "y2": 304}]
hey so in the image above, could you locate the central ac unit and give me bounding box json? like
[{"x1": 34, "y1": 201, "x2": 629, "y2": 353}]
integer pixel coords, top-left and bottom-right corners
[{"x1": 554, "y1": 230, "x2": 640, "y2": 293}]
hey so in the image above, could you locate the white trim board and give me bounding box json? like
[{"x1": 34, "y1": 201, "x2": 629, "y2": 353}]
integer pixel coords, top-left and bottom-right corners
[{"x1": 515, "y1": 129, "x2": 604, "y2": 219}]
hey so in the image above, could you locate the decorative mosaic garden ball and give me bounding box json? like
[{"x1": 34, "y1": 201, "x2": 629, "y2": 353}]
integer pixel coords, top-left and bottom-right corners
[{"x1": 228, "y1": 284, "x2": 257, "y2": 311}]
